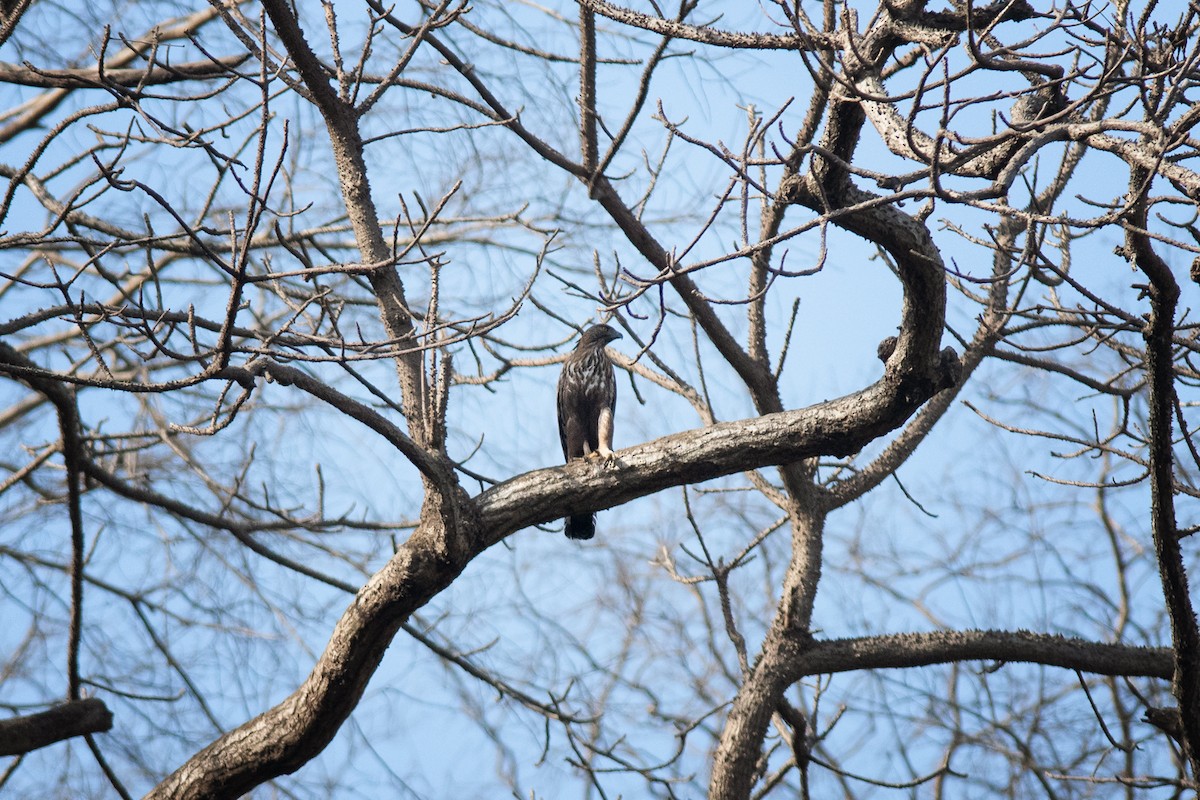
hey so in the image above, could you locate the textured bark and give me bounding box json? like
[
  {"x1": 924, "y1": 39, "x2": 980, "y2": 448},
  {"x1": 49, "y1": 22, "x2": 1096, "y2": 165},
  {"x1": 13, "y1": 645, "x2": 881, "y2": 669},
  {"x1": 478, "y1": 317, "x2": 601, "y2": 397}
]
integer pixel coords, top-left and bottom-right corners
[
  {"x1": 145, "y1": 516, "x2": 475, "y2": 799},
  {"x1": 1127, "y1": 178, "x2": 1199, "y2": 778},
  {"x1": 793, "y1": 630, "x2": 1173, "y2": 680},
  {"x1": 0, "y1": 55, "x2": 249, "y2": 88},
  {"x1": 709, "y1": 506, "x2": 822, "y2": 799},
  {"x1": 478, "y1": 371, "x2": 953, "y2": 547},
  {"x1": 3, "y1": 0, "x2": 1198, "y2": 796}
]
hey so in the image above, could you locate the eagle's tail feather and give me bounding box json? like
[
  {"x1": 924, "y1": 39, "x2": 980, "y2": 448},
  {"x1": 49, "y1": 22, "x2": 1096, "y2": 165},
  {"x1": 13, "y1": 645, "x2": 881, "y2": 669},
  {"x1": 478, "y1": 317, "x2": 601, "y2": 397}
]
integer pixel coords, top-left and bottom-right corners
[{"x1": 564, "y1": 513, "x2": 595, "y2": 540}]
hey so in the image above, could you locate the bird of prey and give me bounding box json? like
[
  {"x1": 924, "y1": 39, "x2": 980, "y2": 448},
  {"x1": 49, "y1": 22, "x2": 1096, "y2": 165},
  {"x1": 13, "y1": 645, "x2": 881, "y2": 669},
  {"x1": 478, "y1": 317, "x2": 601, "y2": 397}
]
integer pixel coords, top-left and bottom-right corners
[{"x1": 556, "y1": 324, "x2": 623, "y2": 540}]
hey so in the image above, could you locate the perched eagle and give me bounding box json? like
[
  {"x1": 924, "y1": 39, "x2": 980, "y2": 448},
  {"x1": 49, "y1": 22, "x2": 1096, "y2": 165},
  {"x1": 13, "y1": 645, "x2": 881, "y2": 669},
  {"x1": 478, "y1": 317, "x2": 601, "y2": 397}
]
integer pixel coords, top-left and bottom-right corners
[{"x1": 556, "y1": 324, "x2": 622, "y2": 540}]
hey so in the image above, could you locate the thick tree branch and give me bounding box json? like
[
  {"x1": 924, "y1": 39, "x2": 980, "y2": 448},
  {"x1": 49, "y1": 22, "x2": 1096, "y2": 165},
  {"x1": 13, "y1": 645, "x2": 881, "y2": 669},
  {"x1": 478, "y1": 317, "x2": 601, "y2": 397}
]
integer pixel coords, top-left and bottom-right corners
[
  {"x1": 579, "y1": 0, "x2": 830, "y2": 50},
  {"x1": 706, "y1": 79, "x2": 954, "y2": 799},
  {"x1": 148, "y1": 316, "x2": 955, "y2": 798},
  {"x1": 795, "y1": 630, "x2": 1172, "y2": 680},
  {"x1": 1126, "y1": 172, "x2": 1199, "y2": 777},
  {"x1": 9, "y1": 1, "x2": 1195, "y2": 796},
  {"x1": 0, "y1": 0, "x2": 34, "y2": 50},
  {"x1": 145, "y1": 517, "x2": 477, "y2": 799},
  {"x1": 0, "y1": 699, "x2": 113, "y2": 757},
  {"x1": 580, "y1": 0, "x2": 1035, "y2": 52},
  {"x1": 477, "y1": 365, "x2": 954, "y2": 546}
]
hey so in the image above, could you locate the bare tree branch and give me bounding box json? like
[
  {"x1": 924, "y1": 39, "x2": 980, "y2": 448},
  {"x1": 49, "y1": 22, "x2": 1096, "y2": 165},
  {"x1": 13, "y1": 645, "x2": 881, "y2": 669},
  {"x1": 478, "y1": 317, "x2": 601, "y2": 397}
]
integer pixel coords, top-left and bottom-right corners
[{"x1": 0, "y1": 699, "x2": 113, "y2": 757}]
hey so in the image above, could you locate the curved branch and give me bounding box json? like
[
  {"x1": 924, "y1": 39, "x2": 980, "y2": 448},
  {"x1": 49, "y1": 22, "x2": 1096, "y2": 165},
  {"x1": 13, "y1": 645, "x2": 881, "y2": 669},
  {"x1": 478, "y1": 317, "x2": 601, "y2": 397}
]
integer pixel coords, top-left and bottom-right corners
[
  {"x1": 259, "y1": 0, "x2": 434, "y2": 451},
  {"x1": 580, "y1": 0, "x2": 1035, "y2": 53},
  {"x1": 146, "y1": 519, "x2": 474, "y2": 799},
  {"x1": 477, "y1": 363, "x2": 956, "y2": 546},
  {"x1": 248, "y1": 360, "x2": 458, "y2": 492},
  {"x1": 148, "y1": 318, "x2": 955, "y2": 798},
  {"x1": 707, "y1": 83, "x2": 954, "y2": 800},
  {"x1": 0, "y1": 341, "x2": 86, "y2": 700}
]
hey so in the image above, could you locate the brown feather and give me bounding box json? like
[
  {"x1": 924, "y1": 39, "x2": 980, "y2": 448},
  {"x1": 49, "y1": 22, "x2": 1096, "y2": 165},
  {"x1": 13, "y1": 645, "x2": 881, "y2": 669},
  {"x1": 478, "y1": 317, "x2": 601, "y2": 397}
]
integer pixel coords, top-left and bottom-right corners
[{"x1": 556, "y1": 325, "x2": 621, "y2": 539}]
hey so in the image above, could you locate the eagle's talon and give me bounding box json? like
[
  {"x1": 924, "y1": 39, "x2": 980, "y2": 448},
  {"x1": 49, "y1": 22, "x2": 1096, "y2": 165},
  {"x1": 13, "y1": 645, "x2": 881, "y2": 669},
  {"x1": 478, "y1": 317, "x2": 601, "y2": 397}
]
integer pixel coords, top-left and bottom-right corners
[{"x1": 585, "y1": 449, "x2": 614, "y2": 462}]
